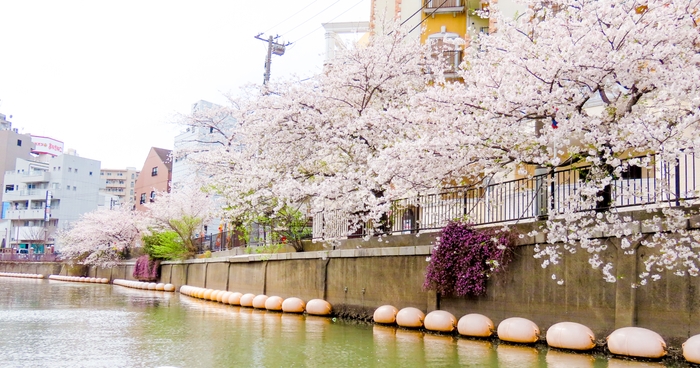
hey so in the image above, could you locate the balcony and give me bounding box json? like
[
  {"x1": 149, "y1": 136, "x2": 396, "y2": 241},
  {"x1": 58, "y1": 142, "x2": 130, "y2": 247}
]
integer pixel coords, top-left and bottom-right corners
[
  {"x1": 4, "y1": 170, "x2": 50, "y2": 183},
  {"x1": 424, "y1": 0, "x2": 464, "y2": 13},
  {"x1": 3, "y1": 189, "x2": 49, "y2": 201},
  {"x1": 4, "y1": 209, "x2": 46, "y2": 220}
]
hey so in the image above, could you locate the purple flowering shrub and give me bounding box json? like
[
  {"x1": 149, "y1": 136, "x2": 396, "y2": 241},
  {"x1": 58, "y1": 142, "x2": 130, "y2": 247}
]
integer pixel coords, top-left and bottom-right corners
[
  {"x1": 423, "y1": 221, "x2": 514, "y2": 297},
  {"x1": 133, "y1": 255, "x2": 161, "y2": 282}
]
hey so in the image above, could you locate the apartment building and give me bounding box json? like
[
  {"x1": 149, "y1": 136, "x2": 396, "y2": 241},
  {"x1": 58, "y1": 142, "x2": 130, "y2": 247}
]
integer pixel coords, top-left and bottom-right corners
[
  {"x1": 0, "y1": 114, "x2": 33, "y2": 205},
  {"x1": 2, "y1": 153, "x2": 102, "y2": 253},
  {"x1": 100, "y1": 167, "x2": 140, "y2": 208},
  {"x1": 134, "y1": 147, "x2": 172, "y2": 212},
  {"x1": 372, "y1": 0, "x2": 525, "y2": 75}
]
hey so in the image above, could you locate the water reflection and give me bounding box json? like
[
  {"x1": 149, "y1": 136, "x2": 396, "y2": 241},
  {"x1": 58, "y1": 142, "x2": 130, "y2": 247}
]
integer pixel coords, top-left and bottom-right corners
[
  {"x1": 457, "y1": 338, "x2": 496, "y2": 367},
  {"x1": 546, "y1": 349, "x2": 596, "y2": 368},
  {"x1": 608, "y1": 358, "x2": 668, "y2": 368},
  {"x1": 497, "y1": 343, "x2": 542, "y2": 367},
  {"x1": 0, "y1": 278, "x2": 687, "y2": 367}
]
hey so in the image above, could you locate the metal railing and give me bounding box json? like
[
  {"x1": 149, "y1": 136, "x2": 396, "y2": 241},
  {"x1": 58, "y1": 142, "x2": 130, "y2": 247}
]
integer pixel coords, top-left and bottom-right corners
[
  {"x1": 0, "y1": 253, "x2": 60, "y2": 262},
  {"x1": 192, "y1": 230, "x2": 246, "y2": 254},
  {"x1": 426, "y1": 0, "x2": 462, "y2": 8},
  {"x1": 314, "y1": 152, "x2": 698, "y2": 238}
]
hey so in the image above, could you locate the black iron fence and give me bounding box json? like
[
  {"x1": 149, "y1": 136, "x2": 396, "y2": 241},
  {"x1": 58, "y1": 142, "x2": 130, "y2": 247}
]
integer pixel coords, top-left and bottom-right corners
[
  {"x1": 314, "y1": 152, "x2": 698, "y2": 238},
  {"x1": 192, "y1": 230, "x2": 246, "y2": 254}
]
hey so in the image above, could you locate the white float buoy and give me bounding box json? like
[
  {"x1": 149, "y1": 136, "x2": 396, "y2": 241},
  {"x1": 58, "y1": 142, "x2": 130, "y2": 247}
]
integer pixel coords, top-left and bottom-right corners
[
  {"x1": 458, "y1": 313, "x2": 494, "y2": 337},
  {"x1": 227, "y1": 292, "x2": 243, "y2": 305},
  {"x1": 373, "y1": 305, "x2": 399, "y2": 324},
  {"x1": 424, "y1": 310, "x2": 457, "y2": 333},
  {"x1": 265, "y1": 296, "x2": 284, "y2": 311},
  {"x1": 396, "y1": 307, "x2": 425, "y2": 328},
  {"x1": 546, "y1": 322, "x2": 596, "y2": 351},
  {"x1": 306, "y1": 299, "x2": 332, "y2": 316},
  {"x1": 240, "y1": 293, "x2": 256, "y2": 307},
  {"x1": 203, "y1": 289, "x2": 214, "y2": 300},
  {"x1": 497, "y1": 317, "x2": 540, "y2": 344},
  {"x1": 683, "y1": 334, "x2": 700, "y2": 364},
  {"x1": 215, "y1": 290, "x2": 226, "y2": 303},
  {"x1": 281, "y1": 297, "x2": 305, "y2": 313},
  {"x1": 252, "y1": 295, "x2": 269, "y2": 309},
  {"x1": 607, "y1": 327, "x2": 666, "y2": 359}
]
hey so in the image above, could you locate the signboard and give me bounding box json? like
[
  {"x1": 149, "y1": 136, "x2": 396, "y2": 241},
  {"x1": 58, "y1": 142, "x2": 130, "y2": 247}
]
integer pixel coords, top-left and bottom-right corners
[
  {"x1": 31, "y1": 135, "x2": 64, "y2": 156},
  {"x1": 44, "y1": 191, "x2": 52, "y2": 221},
  {"x1": 1, "y1": 202, "x2": 9, "y2": 219}
]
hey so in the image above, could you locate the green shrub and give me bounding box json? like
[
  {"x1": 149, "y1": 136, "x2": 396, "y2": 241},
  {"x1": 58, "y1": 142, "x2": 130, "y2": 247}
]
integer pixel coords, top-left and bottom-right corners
[{"x1": 142, "y1": 230, "x2": 189, "y2": 260}]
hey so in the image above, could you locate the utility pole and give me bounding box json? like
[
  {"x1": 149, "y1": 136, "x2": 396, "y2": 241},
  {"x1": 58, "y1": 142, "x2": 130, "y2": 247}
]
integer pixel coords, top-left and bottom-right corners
[{"x1": 254, "y1": 34, "x2": 290, "y2": 85}]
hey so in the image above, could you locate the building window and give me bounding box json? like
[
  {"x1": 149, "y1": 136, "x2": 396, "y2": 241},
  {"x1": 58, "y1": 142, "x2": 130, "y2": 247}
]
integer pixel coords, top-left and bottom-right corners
[
  {"x1": 140, "y1": 193, "x2": 146, "y2": 204},
  {"x1": 75, "y1": 169, "x2": 78, "y2": 173},
  {"x1": 17, "y1": 139, "x2": 21, "y2": 146},
  {"x1": 131, "y1": 173, "x2": 135, "y2": 179},
  {"x1": 118, "y1": 173, "x2": 123, "y2": 176},
  {"x1": 150, "y1": 191, "x2": 156, "y2": 202},
  {"x1": 5, "y1": 185, "x2": 14, "y2": 193},
  {"x1": 621, "y1": 166, "x2": 643, "y2": 180},
  {"x1": 89, "y1": 171, "x2": 93, "y2": 176},
  {"x1": 151, "y1": 167, "x2": 158, "y2": 176},
  {"x1": 130, "y1": 189, "x2": 133, "y2": 195},
  {"x1": 68, "y1": 168, "x2": 72, "y2": 172},
  {"x1": 107, "y1": 172, "x2": 112, "y2": 176},
  {"x1": 100, "y1": 172, "x2": 104, "y2": 176},
  {"x1": 73, "y1": 186, "x2": 77, "y2": 191},
  {"x1": 66, "y1": 185, "x2": 70, "y2": 190},
  {"x1": 427, "y1": 31, "x2": 463, "y2": 74}
]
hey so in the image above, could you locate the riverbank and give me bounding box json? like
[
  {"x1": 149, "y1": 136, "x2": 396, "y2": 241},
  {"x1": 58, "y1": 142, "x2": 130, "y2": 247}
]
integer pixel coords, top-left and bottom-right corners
[{"x1": 2, "y1": 213, "x2": 699, "y2": 356}]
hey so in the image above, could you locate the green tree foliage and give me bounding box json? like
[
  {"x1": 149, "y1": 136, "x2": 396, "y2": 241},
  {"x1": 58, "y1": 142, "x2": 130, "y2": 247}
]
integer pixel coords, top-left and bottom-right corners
[
  {"x1": 142, "y1": 230, "x2": 188, "y2": 260},
  {"x1": 253, "y1": 205, "x2": 312, "y2": 252}
]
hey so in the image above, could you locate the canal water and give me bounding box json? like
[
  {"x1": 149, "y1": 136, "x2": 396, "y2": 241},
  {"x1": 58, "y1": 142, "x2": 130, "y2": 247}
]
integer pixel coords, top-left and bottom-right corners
[{"x1": 0, "y1": 277, "x2": 681, "y2": 367}]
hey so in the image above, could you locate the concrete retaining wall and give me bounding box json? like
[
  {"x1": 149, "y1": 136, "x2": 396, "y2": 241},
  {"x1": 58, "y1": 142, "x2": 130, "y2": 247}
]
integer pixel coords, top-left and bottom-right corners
[
  {"x1": 0, "y1": 262, "x2": 61, "y2": 276},
  {"x1": 3, "y1": 212, "x2": 699, "y2": 347},
  {"x1": 155, "y1": 234, "x2": 699, "y2": 347}
]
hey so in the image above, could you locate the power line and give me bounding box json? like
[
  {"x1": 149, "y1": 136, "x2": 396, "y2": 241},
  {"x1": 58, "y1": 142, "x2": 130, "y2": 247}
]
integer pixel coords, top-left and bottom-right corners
[
  {"x1": 408, "y1": 0, "x2": 450, "y2": 34},
  {"x1": 291, "y1": 0, "x2": 366, "y2": 45},
  {"x1": 387, "y1": 2, "x2": 429, "y2": 36},
  {"x1": 279, "y1": 0, "x2": 343, "y2": 37},
  {"x1": 262, "y1": 0, "x2": 321, "y2": 35}
]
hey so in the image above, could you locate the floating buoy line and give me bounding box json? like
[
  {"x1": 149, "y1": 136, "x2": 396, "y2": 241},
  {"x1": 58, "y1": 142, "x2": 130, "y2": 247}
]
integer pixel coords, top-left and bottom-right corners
[{"x1": 5, "y1": 273, "x2": 697, "y2": 363}]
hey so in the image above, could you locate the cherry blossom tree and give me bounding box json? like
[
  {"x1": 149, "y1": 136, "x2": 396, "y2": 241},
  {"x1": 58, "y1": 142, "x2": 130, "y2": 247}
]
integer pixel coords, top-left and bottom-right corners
[
  {"x1": 177, "y1": 5, "x2": 700, "y2": 285},
  {"x1": 56, "y1": 206, "x2": 143, "y2": 268},
  {"x1": 144, "y1": 183, "x2": 218, "y2": 258},
  {"x1": 418, "y1": 0, "x2": 700, "y2": 284},
  {"x1": 181, "y1": 24, "x2": 444, "y2": 236}
]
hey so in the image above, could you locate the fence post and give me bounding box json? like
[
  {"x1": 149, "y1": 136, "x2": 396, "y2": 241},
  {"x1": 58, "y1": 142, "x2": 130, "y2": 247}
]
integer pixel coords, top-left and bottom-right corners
[
  {"x1": 675, "y1": 157, "x2": 681, "y2": 207},
  {"x1": 534, "y1": 167, "x2": 549, "y2": 219}
]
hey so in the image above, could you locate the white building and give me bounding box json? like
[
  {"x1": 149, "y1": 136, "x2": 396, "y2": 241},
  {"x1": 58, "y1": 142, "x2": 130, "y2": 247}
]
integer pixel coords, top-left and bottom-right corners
[
  {"x1": 172, "y1": 100, "x2": 238, "y2": 238},
  {"x1": 2, "y1": 153, "x2": 102, "y2": 253},
  {"x1": 172, "y1": 100, "x2": 238, "y2": 188}
]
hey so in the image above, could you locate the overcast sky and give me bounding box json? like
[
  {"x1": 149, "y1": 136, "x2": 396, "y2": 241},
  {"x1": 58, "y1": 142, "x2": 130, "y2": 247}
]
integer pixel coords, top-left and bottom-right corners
[{"x1": 0, "y1": 0, "x2": 370, "y2": 169}]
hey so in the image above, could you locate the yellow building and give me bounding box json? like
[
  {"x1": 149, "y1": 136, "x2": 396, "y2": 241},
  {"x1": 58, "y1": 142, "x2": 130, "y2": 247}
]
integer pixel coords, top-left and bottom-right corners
[{"x1": 371, "y1": 0, "x2": 525, "y2": 76}]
